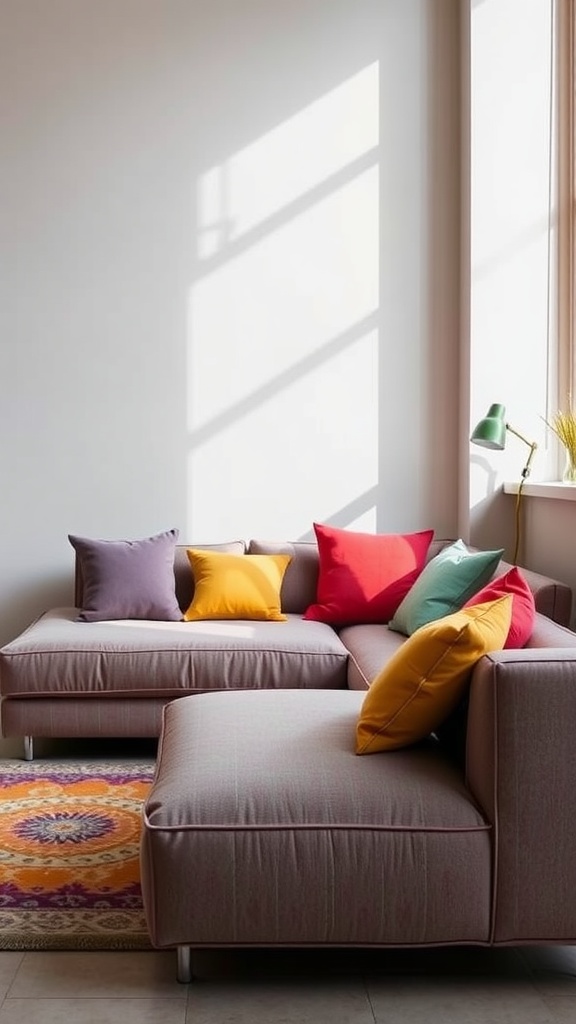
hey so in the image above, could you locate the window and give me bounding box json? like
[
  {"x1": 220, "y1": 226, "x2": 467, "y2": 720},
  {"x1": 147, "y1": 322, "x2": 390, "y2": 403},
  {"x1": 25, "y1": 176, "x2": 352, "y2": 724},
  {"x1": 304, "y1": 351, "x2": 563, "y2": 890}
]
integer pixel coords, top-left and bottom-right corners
[{"x1": 557, "y1": 0, "x2": 575, "y2": 405}]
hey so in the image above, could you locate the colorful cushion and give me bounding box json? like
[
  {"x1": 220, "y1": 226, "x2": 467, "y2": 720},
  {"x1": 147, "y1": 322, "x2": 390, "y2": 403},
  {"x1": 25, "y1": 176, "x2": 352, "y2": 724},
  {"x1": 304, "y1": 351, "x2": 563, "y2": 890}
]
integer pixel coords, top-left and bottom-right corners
[
  {"x1": 173, "y1": 541, "x2": 246, "y2": 613},
  {"x1": 356, "y1": 596, "x2": 512, "y2": 753},
  {"x1": 184, "y1": 550, "x2": 292, "y2": 622},
  {"x1": 69, "y1": 528, "x2": 181, "y2": 622},
  {"x1": 463, "y1": 565, "x2": 535, "y2": 648},
  {"x1": 388, "y1": 539, "x2": 503, "y2": 636},
  {"x1": 303, "y1": 523, "x2": 434, "y2": 626}
]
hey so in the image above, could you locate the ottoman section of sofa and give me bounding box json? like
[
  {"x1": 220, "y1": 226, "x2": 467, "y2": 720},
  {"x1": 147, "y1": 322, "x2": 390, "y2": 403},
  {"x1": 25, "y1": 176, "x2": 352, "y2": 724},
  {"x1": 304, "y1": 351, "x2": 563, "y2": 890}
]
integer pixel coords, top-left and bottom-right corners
[{"x1": 140, "y1": 689, "x2": 492, "y2": 961}]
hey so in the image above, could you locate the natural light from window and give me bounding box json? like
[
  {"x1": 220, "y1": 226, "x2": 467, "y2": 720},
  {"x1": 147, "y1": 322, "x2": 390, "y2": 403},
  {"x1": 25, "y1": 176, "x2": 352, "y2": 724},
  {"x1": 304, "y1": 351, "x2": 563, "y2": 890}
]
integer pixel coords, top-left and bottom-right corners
[{"x1": 186, "y1": 63, "x2": 379, "y2": 540}]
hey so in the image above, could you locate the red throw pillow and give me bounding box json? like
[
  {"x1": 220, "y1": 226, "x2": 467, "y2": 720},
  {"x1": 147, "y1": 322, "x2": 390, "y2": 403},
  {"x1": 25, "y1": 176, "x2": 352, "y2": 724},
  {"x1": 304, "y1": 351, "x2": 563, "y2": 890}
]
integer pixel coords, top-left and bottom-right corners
[
  {"x1": 303, "y1": 523, "x2": 434, "y2": 626},
  {"x1": 464, "y1": 565, "x2": 535, "y2": 648}
]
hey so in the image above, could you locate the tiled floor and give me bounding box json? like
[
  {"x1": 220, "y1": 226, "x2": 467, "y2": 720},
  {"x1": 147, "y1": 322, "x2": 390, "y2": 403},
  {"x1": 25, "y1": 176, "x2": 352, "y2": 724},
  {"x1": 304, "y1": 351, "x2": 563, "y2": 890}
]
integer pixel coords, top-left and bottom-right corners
[{"x1": 0, "y1": 945, "x2": 574, "y2": 1023}]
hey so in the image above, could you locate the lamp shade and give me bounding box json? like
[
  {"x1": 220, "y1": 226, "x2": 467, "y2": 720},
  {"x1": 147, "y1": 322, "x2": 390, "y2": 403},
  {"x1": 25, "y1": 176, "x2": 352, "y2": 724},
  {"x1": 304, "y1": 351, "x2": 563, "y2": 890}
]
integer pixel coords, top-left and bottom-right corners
[{"x1": 470, "y1": 403, "x2": 507, "y2": 450}]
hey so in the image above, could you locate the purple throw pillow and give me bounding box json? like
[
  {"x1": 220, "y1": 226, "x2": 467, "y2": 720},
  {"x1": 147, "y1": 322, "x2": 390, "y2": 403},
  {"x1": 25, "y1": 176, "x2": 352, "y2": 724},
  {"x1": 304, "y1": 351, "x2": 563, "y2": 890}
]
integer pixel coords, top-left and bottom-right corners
[{"x1": 69, "y1": 529, "x2": 182, "y2": 622}]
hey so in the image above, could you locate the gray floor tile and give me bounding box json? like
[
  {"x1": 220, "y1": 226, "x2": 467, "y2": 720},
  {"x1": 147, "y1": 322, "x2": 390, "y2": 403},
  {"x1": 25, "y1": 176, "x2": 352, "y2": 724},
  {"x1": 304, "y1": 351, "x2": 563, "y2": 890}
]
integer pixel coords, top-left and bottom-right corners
[
  {"x1": 0, "y1": 955, "x2": 24, "y2": 1001},
  {"x1": 8, "y1": 951, "x2": 186, "y2": 999},
  {"x1": 2, "y1": 946, "x2": 574, "y2": 1023},
  {"x1": 0, "y1": 999, "x2": 187, "y2": 1024},
  {"x1": 186, "y1": 977, "x2": 375, "y2": 1024},
  {"x1": 366, "y1": 976, "x2": 555, "y2": 1024}
]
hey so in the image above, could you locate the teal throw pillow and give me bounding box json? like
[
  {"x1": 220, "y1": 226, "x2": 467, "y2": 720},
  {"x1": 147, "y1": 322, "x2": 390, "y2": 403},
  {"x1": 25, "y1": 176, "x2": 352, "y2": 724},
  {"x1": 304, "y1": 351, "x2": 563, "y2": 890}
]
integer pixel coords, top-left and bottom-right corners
[{"x1": 388, "y1": 539, "x2": 504, "y2": 636}]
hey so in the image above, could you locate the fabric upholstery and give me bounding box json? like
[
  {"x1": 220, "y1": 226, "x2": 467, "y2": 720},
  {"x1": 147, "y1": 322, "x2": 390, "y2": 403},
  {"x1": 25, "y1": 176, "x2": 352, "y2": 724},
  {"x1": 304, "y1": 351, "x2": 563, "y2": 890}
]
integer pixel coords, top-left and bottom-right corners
[
  {"x1": 173, "y1": 541, "x2": 245, "y2": 613},
  {"x1": 356, "y1": 597, "x2": 512, "y2": 753},
  {"x1": 389, "y1": 539, "x2": 504, "y2": 636},
  {"x1": 247, "y1": 540, "x2": 319, "y2": 614},
  {"x1": 338, "y1": 624, "x2": 406, "y2": 691},
  {"x1": 304, "y1": 523, "x2": 434, "y2": 625},
  {"x1": 464, "y1": 566, "x2": 535, "y2": 648},
  {"x1": 466, "y1": 650, "x2": 576, "y2": 941},
  {"x1": 0, "y1": 607, "x2": 349, "y2": 699},
  {"x1": 184, "y1": 550, "x2": 291, "y2": 622},
  {"x1": 69, "y1": 528, "x2": 182, "y2": 622},
  {"x1": 1, "y1": 695, "x2": 168, "y2": 739},
  {"x1": 141, "y1": 690, "x2": 492, "y2": 949}
]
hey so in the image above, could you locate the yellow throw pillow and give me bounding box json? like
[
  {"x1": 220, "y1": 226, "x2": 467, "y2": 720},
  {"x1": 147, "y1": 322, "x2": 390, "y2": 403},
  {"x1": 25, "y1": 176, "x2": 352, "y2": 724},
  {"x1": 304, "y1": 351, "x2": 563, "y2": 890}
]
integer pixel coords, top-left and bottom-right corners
[
  {"x1": 356, "y1": 595, "x2": 512, "y2": 754},
  {"x1": 184, "y1": 549, "x2": 292, "y2": 622}
]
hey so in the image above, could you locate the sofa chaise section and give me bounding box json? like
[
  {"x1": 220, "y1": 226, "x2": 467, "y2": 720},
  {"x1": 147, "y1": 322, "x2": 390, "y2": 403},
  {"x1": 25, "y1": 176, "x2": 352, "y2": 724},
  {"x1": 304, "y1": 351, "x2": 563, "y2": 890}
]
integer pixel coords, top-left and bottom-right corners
[{"x1": 141, "y1": 688, "x2": 494, "y2": 978}]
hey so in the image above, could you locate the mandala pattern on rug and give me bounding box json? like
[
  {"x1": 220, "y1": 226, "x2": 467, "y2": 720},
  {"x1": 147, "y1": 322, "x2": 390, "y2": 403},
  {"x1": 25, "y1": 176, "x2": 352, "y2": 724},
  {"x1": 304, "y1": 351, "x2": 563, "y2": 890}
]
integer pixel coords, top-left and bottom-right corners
[{"x1": 0, "y1": 760, "x2": 156, "y2": 950}]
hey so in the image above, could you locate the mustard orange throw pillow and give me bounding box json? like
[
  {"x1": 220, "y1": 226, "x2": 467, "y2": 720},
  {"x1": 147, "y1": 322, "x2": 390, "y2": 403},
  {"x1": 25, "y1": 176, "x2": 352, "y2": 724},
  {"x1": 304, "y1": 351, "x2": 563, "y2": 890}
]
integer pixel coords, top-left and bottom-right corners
[
  {"x1": 304, "y1": 523, "x2": 434, "y2": 626},
  {"x1": 184, "y1": 549, "x2": 291, "y2": 622},
  {"x1": 356, "y1": 596, "x2": 512, "y2": 753},
  {"x1": 464, "y1": 566, "x2": 535, "y2": 648}
]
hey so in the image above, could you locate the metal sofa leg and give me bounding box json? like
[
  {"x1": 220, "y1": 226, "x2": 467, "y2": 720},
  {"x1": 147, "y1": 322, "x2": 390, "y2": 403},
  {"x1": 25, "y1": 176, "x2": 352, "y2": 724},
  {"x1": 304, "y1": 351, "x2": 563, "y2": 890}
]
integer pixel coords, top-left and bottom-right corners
[
  {"x1": 23, "y1": 736, "x2": 34, "y2": 761},
  {"x1": 177, "y1": 945, "x2": 192, "y2": 983}
]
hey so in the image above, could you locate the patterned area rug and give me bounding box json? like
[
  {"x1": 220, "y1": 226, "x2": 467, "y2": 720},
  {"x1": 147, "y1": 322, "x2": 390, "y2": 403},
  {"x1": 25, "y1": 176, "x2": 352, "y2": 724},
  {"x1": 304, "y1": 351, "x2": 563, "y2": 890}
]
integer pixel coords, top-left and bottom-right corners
[{"x1": 0, "y1": 759, "x2": 156, "y2": 950}]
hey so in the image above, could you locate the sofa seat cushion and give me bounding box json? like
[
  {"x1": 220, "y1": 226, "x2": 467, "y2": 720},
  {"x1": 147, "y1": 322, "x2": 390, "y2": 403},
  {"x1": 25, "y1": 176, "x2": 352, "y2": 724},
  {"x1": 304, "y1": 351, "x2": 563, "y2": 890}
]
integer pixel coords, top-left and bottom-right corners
[
  {"x1": 338, "y1": 623, "x2": 407, "y2": 690},
  {"x1": 141, "y1": 689, "x2": 492, "y2": 948},
  {"x1": 0, "y1": 608, "x2": 349, "y2": 699}
]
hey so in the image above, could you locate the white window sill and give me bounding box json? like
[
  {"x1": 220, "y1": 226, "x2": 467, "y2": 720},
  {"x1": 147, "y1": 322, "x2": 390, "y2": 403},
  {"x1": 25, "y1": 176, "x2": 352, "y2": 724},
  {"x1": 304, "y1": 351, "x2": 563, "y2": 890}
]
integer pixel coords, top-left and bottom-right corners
[{"x1": 503, "y1": 481, "x2": 576, "y2": 501}]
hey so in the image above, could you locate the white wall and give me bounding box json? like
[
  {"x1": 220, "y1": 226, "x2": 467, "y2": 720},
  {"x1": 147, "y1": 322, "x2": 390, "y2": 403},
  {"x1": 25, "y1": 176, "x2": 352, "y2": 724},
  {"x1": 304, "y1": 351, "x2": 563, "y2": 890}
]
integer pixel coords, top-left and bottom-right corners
[{"x1": 0, "y1": 0, "x2": 462, "y2": 655}]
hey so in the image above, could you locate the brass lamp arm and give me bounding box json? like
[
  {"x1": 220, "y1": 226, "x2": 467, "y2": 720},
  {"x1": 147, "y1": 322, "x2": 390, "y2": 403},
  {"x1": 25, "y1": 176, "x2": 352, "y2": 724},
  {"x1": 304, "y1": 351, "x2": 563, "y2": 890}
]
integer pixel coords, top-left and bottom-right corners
[{"x1": 506, "y1": 423, "x2": 538, "y2": 479}]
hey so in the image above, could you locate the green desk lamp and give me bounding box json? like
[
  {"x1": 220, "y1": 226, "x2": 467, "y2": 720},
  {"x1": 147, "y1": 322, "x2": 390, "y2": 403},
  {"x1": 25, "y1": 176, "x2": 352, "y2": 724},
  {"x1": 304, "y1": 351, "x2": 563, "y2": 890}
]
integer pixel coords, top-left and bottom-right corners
[{"x1": 470, "y1": 403, "x2": 538, "y2": 564}]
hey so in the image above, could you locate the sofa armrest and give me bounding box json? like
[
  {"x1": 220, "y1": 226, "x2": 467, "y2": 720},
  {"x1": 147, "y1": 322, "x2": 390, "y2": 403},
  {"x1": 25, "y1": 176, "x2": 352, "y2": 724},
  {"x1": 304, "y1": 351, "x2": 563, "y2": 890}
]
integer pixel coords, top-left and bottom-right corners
[{"x1": 466, "y1": 647, "x2": 576, "y2": 943}]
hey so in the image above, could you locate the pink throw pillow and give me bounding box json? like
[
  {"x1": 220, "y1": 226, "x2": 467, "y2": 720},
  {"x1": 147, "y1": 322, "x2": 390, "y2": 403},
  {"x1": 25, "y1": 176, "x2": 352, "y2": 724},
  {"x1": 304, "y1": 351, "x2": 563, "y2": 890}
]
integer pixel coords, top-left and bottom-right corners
[
  {"x1": 464, "y1": 566, "x2": 535, "y2": 648},
  {"x1": 303, "y1": 523, "x2": 434, "y2": 626}
]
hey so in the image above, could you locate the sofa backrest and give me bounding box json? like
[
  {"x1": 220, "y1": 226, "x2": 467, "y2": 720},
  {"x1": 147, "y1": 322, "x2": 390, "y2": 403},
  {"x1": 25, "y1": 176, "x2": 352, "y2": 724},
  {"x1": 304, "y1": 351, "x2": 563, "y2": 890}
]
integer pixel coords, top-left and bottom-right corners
[
  {"x1": 245, "y1": 537, "x2": 573, "y2": 626},
  {"x1": 427, "y1": 539, "x2": 572, "y2": 626},
  {"x1": 173, "y1": 541, "x2": 246, "y2": 613},
  {"x1": 247, "y1": 540, "x2": 319, "y2": 614},
  {"x1": 245, "y1": 538, "x2": 456, "y2": 616},
  {"x1": 73, "y1": 535, "x2": 572, "y2": 626}
]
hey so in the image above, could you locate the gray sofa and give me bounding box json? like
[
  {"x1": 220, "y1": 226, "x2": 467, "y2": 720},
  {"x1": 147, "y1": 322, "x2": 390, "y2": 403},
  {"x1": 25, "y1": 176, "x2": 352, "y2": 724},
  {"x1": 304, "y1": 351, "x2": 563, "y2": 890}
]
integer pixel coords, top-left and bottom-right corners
[
  {"x1": 2, "y1": 534, "x2": 576, "y2": 975},
  {"x1": 140, "y1": 668, "x2": 576, "y2": 982},
  {"x1": 0, "y1": 538, "x2": 574, "y2": 762},
  {"x1": 137, "y1": 540, "x2": 576, "y2": 982}
]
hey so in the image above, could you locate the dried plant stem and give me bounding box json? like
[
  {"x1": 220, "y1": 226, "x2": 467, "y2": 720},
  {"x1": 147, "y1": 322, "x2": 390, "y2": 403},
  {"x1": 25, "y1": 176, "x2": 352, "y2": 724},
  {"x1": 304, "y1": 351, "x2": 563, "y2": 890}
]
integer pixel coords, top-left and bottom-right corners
[{"x1": 546, "y1": 410, "x2": 576, "y2": 460}]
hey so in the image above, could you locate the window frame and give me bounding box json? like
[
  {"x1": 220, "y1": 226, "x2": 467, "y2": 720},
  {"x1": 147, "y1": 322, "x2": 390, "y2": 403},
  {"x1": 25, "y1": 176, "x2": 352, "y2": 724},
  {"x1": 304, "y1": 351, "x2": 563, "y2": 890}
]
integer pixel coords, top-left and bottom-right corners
[{"x1": 557, "y1": 0, "x2": 575, "y2": 407}]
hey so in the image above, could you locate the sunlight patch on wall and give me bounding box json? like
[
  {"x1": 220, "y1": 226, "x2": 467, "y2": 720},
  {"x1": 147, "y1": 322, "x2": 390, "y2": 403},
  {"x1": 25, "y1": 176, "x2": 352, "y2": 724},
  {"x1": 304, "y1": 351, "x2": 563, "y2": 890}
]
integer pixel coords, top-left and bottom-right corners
[
  {"x1": 186, "y1": 64, "x2": 380, "y2": 540},
  {"x1": 187, "y1": 329, "x2": 378, "y2": 540},
  {"x1": 197, "y1": 62, "x2": 379, "y2": 256},
  {"x1": 189, "y1": 167, "x2": 378, "y2": 429}
]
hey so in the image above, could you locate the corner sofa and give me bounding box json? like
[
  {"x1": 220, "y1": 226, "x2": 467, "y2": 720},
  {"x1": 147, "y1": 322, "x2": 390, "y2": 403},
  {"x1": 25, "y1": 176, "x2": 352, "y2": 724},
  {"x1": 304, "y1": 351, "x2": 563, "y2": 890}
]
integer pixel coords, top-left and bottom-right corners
[
  {"x1": 0, "y1": 535, "x2": 574, "y2": 760},
  {"x1": 2, "y1": 530, "x2": 576, "y2": 976},
  {"x1": 136, "y1": 534, "x2": 576, "y2": 981}
]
